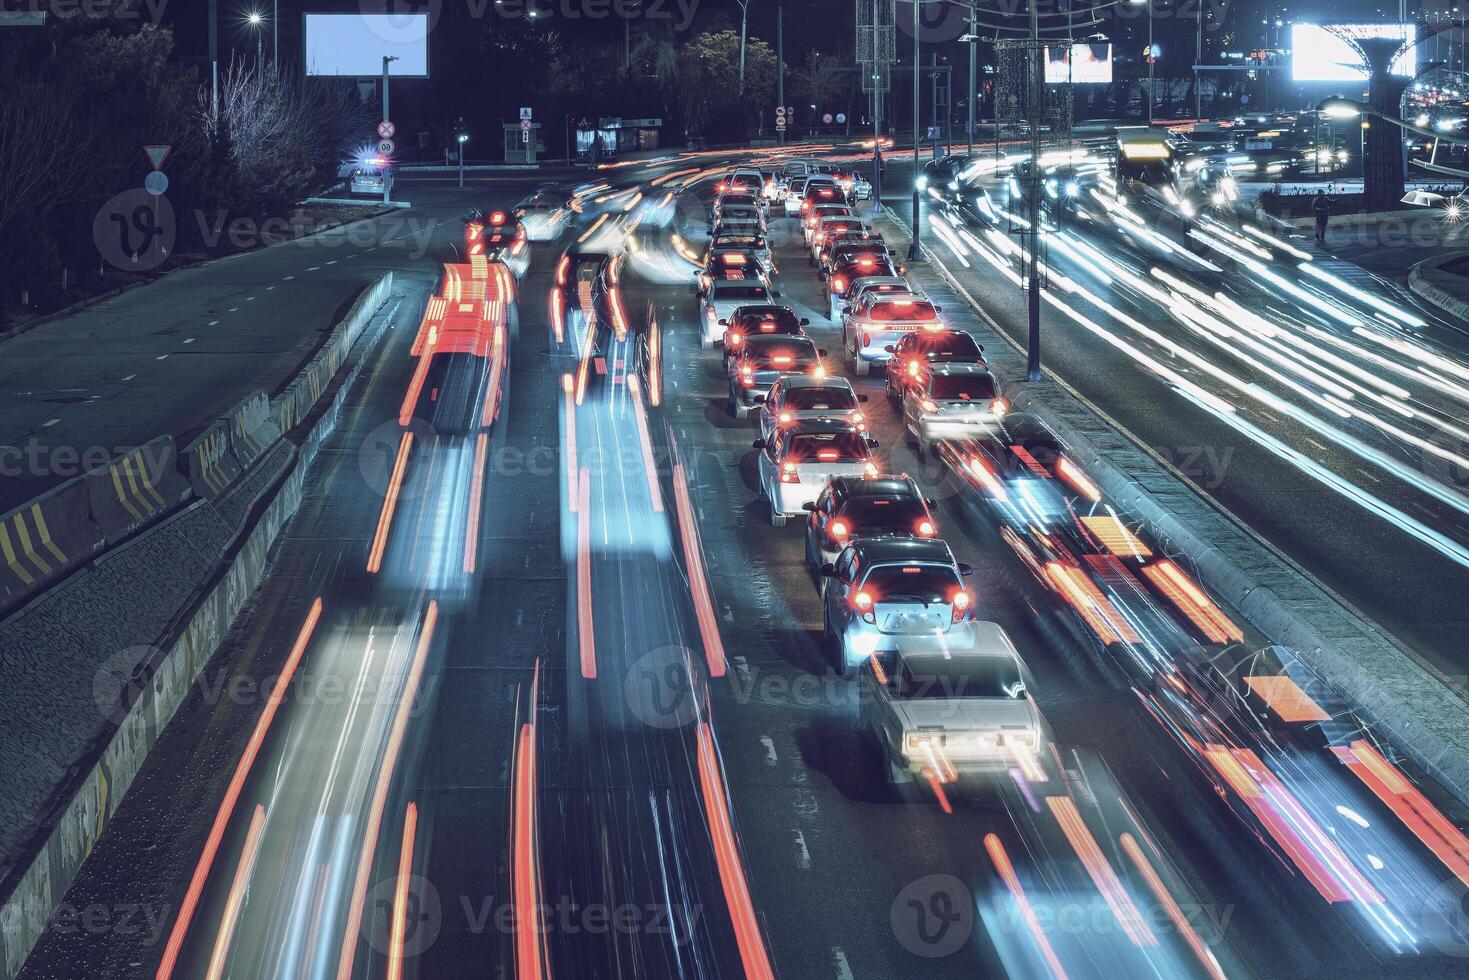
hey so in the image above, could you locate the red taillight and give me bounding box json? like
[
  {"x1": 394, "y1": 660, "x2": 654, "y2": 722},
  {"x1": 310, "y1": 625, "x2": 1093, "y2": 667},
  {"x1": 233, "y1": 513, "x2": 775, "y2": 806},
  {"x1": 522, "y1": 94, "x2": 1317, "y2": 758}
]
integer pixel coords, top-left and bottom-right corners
[
  {"x1": 728, "y1": 332, "x2": 744, "y2": 347},
  {"x1": 778, "y1": 411, "x2": 793, "y2": 423},
  {"x1": 469, "y1": 243, "x2": 484, "y2": 256},
  {"x1": 951, "y1": 589, "x2": 971, "y2": 622},
  {"x1": 853, "y1": 590, "x2": 876, "y2": 623},
  {"x1": 861, "y1": 332, "x2": 872, "y2": 347},
  {"x1": 780, "y1": 461, "x2": 800, "y2": 484},
  {"x1": 740, "y1": 366, "x2": 755, "y2": 387},
  {"x1": 917, "y1": 520, "x2": 936, "y2": 537},
  {"x1": 490, "y1": 211, "x2": 506, "y2": 224},
  {"x1": 556, "y1": 255, "x2": 570, "y2": 286},
  {"x1": 817, "y1": 450, "x2": 839, "y2": 461},
  {"x1": 829, "y1": 520, "x2": 849, "y2": 539},
  {"x1": 831, "y1": 276, "x2": 846, "y2": 293},
  {"x1": 906, "y1": 360, "x2": 920, "y2": 377}
]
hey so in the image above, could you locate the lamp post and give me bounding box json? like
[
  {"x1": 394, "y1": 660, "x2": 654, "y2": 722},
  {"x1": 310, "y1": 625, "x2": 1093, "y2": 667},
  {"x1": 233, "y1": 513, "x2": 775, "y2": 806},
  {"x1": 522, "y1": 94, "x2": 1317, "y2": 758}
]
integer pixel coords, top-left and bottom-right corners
[
  {"x1": 458, "y1": 132, "x2": 470, "y2": 188},
  {"x1": 382, "y1": 55, "x2": 398, "y2": 205},
  {"x1": 248, "y1": 11, "x2": 262, "y2": 66},
  {"x1": 909, "y1": 0, "x2": 921, "y2": 261}
]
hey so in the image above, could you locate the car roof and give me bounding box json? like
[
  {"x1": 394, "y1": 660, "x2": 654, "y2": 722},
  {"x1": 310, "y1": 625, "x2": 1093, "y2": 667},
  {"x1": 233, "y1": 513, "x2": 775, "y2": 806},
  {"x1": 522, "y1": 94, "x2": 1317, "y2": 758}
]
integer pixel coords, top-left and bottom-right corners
[
  {"x1": 849, "y1": 537, "x2": 955, "y2": 563},
  {"x1": 710, "y1": 280, "x2": 769, "y2": 292},
  {"x1": 830, "y1": 475, "x2": 918, "y2": 498},
  {"x1": 783, "y1": 417, "x2": 862, "y2": 436},
  {"x1": 926, "y1": 362, "x2": 991, "y2": 377},
  {"x1": 731, "y1": 303, "x2": 796, "y2": 317},
  {"x1": 780, "y1": 374, "x2": 852, "y2": 391}
]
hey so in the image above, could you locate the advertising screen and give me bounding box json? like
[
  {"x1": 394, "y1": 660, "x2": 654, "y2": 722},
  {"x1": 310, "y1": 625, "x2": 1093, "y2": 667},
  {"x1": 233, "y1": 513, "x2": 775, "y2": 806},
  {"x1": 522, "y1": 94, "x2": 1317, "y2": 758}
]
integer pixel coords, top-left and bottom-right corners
[
  {"x1": 1045, "y1": 43, "x2": 1114, "y2": 84},
  {"x1": 304, "y1": 13, "x2": 430, "y2": 78},
  {"x1": 1291, "y1": 24, "x2": 1415, "y2": 82}
]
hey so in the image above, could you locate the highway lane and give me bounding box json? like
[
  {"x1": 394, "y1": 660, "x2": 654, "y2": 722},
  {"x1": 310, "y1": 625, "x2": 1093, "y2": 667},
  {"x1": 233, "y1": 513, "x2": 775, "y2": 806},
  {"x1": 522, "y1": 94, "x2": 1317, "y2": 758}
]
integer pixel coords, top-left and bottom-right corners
[{"x1": 871, "y1": 155, "x2": 1469, "y2": 685}]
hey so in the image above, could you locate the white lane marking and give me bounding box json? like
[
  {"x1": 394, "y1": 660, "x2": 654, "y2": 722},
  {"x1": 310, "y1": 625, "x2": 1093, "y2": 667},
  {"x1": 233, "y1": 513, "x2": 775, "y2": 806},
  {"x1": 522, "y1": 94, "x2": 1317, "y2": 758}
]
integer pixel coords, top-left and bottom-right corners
[
  {"x1": 155, "y1": 354, "x2": 168, "y2": 360},
  {"x1": 208, "y1": 320, "x2": 219, "y2": 326},
  {"x1": 245, "y1": 296, "x2": 255, "y2": 301},
  {"x1": 793, "y1": 829, "x2": 812, "y2": 870},
  {"x1": 266, "y1": 285, "x2": 275, "y2": 291},
  {"x1": 121, "y1": 374, "x2": 135, "y2": 382},
  {"x1": 283, "y1": 275, "x2": 295, "y2": 281},
  {"x1": 1355, "y1": 467, "x2": 1381, "y2": 484},
  {"x1": 42, "y1": 418, "x2": 59, "y2": 428},
  {"x1": 326, "y1": 260, "x2": 339, "y2": 266},
  {"x1": 183, "y1": 338, "x2": 195, "y2": 344},
  {"x1": 833, "y1": 948, "x2": 855, "y2": 980},
  {"x1": 722, "y1": 604, "x2": 733, "y2": 622},
  {"x1": 760, "y1": 736, "x2": 778, "y2": 765},
  {"x1": 228, "y1": 306, "x2": 238, "y2": 312},
  {"x1": 515, "y1": 609, "x2": 524, "y2": 626},
  {"x1": 307, "y1": 266, "x2": 321, "y2": 272}
]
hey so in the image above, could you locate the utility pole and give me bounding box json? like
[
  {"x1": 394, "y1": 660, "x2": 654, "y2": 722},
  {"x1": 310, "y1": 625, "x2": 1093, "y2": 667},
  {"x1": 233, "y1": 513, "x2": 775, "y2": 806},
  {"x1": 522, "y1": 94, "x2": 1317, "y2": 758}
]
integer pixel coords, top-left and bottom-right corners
[
  {"x1": 381, "y1": 55, "x2": 399, "y2": 205},
  {"x1": 871, "y1": 0, "x2": 884, "y2": 206},
  {"x1": 738, "y1": 0, "x2": 750, "y2": 94},
  {"x1": 909, "y1": 0, "x2": 921, "y2": 261},
  {"x1": 1026, "y1": 0, "x2": 1042, "y2": 380},
  {"x1": 967, "y1": 4, "x2": 977, "y2": 154},
  {"x1": 273, "y1": 0, "x2": 278, "y2": 65},
  {"x1": 777, "y1": 0, "x2": 785, "y2": 144},
  {"x1": 1195, "y1": 3, "x2": 1203, "y2": 118}
]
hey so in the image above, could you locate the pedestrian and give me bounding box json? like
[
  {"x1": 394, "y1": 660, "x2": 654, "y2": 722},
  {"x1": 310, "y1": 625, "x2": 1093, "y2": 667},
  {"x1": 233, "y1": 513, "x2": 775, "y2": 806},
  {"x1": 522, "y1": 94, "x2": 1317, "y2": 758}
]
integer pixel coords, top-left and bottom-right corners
[{"x1": 1312, "y1": 189, "x2": 1332, "y2": 244}]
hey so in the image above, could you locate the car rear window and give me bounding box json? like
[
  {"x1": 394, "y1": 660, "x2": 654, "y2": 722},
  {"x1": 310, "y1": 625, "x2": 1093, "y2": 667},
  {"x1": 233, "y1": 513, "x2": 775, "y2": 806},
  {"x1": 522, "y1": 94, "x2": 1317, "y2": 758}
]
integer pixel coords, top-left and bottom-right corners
[
  {"x1": 869, "y1": 300, "x2": 939, "y2": 322},
  {"x1": 784, "y1": 387, "x2": 857, "y2": 411},
  {"x1": 714, "y1": 284, "x2": 771, "y2": 300},
  {"x1": 733, "y1": 308, "x2": 800, "y2": 331},
  {"x1": 929, "y1": 374, "x2": 998, "y2": 400},
  {"x1": 899, "y1": 659, "x2": 1025, "y2": 700},
  {"x1": 837, "y1": 497, "x2": 926, "y2": 534},
  {"x1": 752, "y1": 348, "x2": 818, "y2": 370},
  {"x1": 914, "y1": 334, "x2": 983, "y2": 359},
  {"x1": 860, "y1": 564, "x2": 960, "y2": 601},
  {"x1": 786, "y1": 432, "x2": 869, "y2": 462}
]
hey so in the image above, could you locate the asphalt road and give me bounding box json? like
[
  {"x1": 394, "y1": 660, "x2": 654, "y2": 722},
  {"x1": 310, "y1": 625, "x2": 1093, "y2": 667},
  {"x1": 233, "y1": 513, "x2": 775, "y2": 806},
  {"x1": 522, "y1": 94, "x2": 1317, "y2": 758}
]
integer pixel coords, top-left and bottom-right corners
[{"x1": 16, "y1": 156, "x2": 1469, "y2": 980}]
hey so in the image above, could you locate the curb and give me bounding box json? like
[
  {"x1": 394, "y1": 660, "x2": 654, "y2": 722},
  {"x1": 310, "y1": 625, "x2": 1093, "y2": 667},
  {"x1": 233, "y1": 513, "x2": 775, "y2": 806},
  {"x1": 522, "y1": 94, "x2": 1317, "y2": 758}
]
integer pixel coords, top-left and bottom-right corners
[
  {"x1": 1409, "y1": 250, "x2": 1469, "y2": 322},
  {"x1": 875, "y1": 210, "x2": 1469, "y2": 807}
]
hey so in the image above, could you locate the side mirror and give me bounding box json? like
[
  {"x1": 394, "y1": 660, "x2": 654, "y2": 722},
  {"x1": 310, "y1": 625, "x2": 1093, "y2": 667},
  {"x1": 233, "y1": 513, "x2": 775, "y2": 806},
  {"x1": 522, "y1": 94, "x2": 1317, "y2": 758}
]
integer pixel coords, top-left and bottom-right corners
[
  {"x1": 799, "y1": 318, "x2": 810, "y2": 326},
  {"x1": 771, "y1": 290, "x2": 782, "y2": 298},
  {"x1": 818, "y1": 348, "x2": 828, "y2": 357},
  {"x1": 820, "y1": 562, "x2": 838, "y2": 577},
  {"x1": 801, "y1": 501, "x2": 817, "y2": 512},
  {"x1": 752, "y1": 439, "x2": 767, "y2": 450},
  {"x1": 858, "y1": 394, "x2": 870, "y2": 403},
  {"x1": 718, "y1": 318, "x2": 729, "y2": 326},
  {"x1": 958, "y1": 562, "x2": 974, "y2": 577},
  {"x1": 867, "y1": 439, "x2": 880, "y2": 448},
  {"x1": 926, "y1": 497, "x2": 937, "y2": 507},
  {"x1": 819, "y1": 271, "x2": 828, "y2": 280},
  {"x1": 889, "y1": 248, "x2": 898, "y2": 256},
  {"x1": 933, "y1": 305, "x2": 943, "y2": 313},
  {"x1": 883, "y1": 344, "x2": 897, "y2": 354}
]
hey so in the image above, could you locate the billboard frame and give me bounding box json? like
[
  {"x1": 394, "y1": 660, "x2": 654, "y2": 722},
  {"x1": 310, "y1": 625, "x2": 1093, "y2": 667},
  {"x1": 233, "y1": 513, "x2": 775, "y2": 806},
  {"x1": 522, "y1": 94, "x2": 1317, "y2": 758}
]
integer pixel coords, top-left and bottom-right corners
[{"x1": 302, "y1": 11, "x2": 432, "y2": 79}]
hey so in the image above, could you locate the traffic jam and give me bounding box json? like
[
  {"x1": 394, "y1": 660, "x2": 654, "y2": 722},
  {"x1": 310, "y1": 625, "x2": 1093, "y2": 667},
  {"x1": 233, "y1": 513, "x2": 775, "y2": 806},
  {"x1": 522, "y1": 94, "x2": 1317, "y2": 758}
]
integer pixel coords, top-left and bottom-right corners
[{"x1": 536, "y1": 146, "x2": 1469, "y2": 977}]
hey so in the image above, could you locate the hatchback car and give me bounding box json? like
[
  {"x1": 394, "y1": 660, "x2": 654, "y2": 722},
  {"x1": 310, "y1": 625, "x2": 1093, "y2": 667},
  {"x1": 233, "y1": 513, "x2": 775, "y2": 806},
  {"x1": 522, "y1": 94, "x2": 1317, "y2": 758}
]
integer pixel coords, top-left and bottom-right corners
[
  {"x1": 758, "y1": 375, "x2": 867, "y2": 442},
  {"x1": 753, "y1": 419, "x2": 877, "y2": 526},
  {"x1": 884, "y1": 329, "x2": 986, "y2": 400},
  {"x1": 901, "y1": 362, "x2": 1006, "y2": 452},
  {"x1": 722, "y1": 304, "x2": 809, "y2": 364},
  {"x1": 819, "y1": 537, "x2": 975, "y2": 676},
  {"x1": 802, "y1": 474, "x2": 938, "y2": 572},
  {"x1": 727, "y1": 334, "x2": 825, "y2": 419},
  {"x1": 702, "y1": 280, "x2": 777, "y2": 348}
]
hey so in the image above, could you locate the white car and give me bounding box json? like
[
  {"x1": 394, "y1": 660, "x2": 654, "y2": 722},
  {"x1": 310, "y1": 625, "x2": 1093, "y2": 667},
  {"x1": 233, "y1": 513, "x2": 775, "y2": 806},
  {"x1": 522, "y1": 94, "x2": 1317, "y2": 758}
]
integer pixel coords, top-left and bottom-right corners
[
  {"x1": 901, "y1": 362, "x2": 1006, "y2": 452},
  {"x1": 753, "y1": 419, "x2": 877, "y2": 526},
  {"x1": 860, "y1": 622, "x2": 1043, "y2": 782},
  {"x1": 516, "y1": 199, "x2": 572, "y2": 241},
  {"x1": 758, "y1": 375, "x2": 866, "y2": 442},
  {"x1": 819, "y1": 537, "x2": 975, "y2": 676},
  {"x1": 713, "y1": 204, "x2": 767, "y2": 235},
  {"x1": 803, "y1": 204, "x2": 855, "y2": 248},
  {"x1": 703, "y1": 280, "x2": 777, "y2": 348},
  {"x1": 840, "y1": 292, "x2": 944, "y2": 375}
]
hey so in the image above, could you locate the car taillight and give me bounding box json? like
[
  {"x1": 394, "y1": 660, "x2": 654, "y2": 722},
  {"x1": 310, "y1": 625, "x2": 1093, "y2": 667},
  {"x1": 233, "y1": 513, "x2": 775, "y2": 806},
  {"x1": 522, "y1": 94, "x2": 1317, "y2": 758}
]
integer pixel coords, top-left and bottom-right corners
[
  {"x1": 777, "y1": 411, "x2": 793, "y2": 424},
  {"x1": 831, "y1": 276, "x2": 846, "y2": 293},
  {"x1": 740, "y1": 367, "x2": 755, "y2": 387},
  {"x1": 991, "y1": 397, "x2": 1008, "y2": 416},
  {"x1": 863, "y1": 462, "x2": 879, "y2": 478},
  {"x1": 951, "y1": 589, "x2": 971, "y2": 622},
  {"x1": 906, "y1": 360, "x2": 920, "y2": 377},
  {"x1": 861, "y1": 332, "x2": 872, "y2": 347},
  {"x1": 829, "y1": 520, "x2": 849, "y2": 539},
  {"x1": 853, "y1": 590, "x2": 876, "y2": 624},
  {"x1": 728, "y1": 332, "x2": 744, "y2": 347},
  {"x1": 706, "y1": 306, "x2": 716, "y2": 320},
  {"x1": 917, "y1": 519, "x2": 936, "y2": 537},
  {"x1": 780, "y1": 461, "x2": 800, "y2": 484},
  {"x1": 811, "y1": 364, "x2": 827, "y2": 379},
  {"x1": 921, "y1": 398, "x2": 939, "y2": 413}
]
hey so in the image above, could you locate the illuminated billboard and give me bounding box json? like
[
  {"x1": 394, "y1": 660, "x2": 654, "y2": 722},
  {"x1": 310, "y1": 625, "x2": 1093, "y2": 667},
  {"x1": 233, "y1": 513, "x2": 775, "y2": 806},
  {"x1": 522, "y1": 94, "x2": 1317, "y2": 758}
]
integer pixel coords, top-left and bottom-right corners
[
  {"x1": 1290, "y1": 24, "x2": 1416, "y2": 82},
  {"x1": 1045, "y1": 43, "x2": 1114, "y2": 84},
  {"x1": 304, "y1": 13, "x2": 430, "y2": 77}
]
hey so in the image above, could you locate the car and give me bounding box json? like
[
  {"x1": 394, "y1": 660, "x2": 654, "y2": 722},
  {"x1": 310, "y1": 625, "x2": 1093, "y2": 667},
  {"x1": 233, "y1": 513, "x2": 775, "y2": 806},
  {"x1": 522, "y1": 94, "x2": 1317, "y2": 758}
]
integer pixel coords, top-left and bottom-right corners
[
  {"x1": 801, "y1": 178, "x2": 848, "y2": 216},
  {"x1": 702, "y1": 280, "x2": 777, "y2": 348},
  {"x1": 752, "y1": 418, "x2": 878, "y2": 526},
  {"x1": 860, "y1": 622, "x2": 1042, "y2": 782},
  {"x1": 727, "y1": 334, "x2": 826, "y2": 419},
  {"x1": 841, "y1": 292, "x2": 944, "y2": 375},
  {"x1": 918, "y1": 155, "x2": 972, "y2": 197},
  {"x1": 712, "y1": 204, "x2": 767, "y2": 235},
  {"x1": 818, "y1": 537, "x2": 975, "y2": 677},
  {"x1": 884, "y1": 329, "x2": 986, "y2": 400},
  {"x1": 821, "y1": 238, "x2": 897, "y2": 281},
  {"x1": 758, "y1": 375, "x2": 867, "y2": 442},
  {"x1": 349, "y1": 163, "x2": 392, "y2": 197},
  {"x1": 848, "y1": 171, "x2": 874, "y2": 201},
  {"x1": 901, "y1": 362, "x2": 1006, "y2": 453},
  {"x1": 802, "y1": 474, "x2": 938, "y2": 572},
  {"x1": 553, "y1": 250, "x2": 633, "y2": 401},
  {"x1": 709, "y1": 231, "x2": 771, "y2": 267},
  {"x1": 699, "y1": 249, "x2": 770, "y2": 299},
  {"x1": 846, "y1": 275, "x2": 913, "y2": 311},
  {"x1": 783, "y1": 174, "x2": 813, "y2": 214},
  {"x1": 713, "y1": 189, "x2": 767, "y2": 220},
  {"x1": 720, "y1": 169, "x2": 765, "y2": 195},
  {"x1": 803, "y1": 204, "x2": 856, "y2": 248},
  {"x1": 824, "y1": 254, "x2": 902, "y2": 320},
  {"x1": 467, "y1": 209, "x2": 531, "y2": 277},
  {"x1": 515, "y1": 197, "x2": 572, "y2": 241},
  {"x1": 722, "y1": 304, "x2": 809, "y2": 364},
  {"x1": 810, "y1": 217, "x2": 870, "y2": 265}
]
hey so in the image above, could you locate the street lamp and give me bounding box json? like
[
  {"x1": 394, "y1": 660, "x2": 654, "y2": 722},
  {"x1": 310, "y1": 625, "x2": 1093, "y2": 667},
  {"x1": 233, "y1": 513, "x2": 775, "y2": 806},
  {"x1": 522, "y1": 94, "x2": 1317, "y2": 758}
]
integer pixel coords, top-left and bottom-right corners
[
  {"x1": 457, "y1": 131, "x2": 471, "y2": 188},
  {"x1": 247, "y1": 11, "x2": 263, "y2": 65}
]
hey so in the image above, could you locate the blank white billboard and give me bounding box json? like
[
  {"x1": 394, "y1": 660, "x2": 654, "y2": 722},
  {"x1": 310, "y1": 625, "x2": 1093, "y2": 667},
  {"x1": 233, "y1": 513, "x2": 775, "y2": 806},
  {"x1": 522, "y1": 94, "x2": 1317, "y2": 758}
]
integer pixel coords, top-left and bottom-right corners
[
  {"x1": 1291, "y1": 24, "x2": 1415, "y2": 82},
  {"x1": 1045, "y1": 43, "x2": 1114, "y2": 84},
  {"x1": 304, "y1": 13, "x2": 430, "y2": 77}
]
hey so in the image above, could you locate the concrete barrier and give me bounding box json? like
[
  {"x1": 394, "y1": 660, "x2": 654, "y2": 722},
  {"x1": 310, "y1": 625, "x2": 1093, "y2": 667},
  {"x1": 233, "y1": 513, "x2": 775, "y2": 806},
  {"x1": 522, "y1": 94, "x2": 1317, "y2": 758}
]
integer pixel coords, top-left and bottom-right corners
[
  {"x1": 272, "y1": 273, "x2": 393, "y2": 433},
  {"x1": 179, "y1": 421, "x2": 241, "y2": 499},
  {"x1": 220, "y1": 392, "x2": 281, "y2": 471},
  {"x1": 82, "y1": 437, "x2": 191, "y2": 547},
  {"x1": 0, "y1": 479, "x2": 104, "y2": 618}
]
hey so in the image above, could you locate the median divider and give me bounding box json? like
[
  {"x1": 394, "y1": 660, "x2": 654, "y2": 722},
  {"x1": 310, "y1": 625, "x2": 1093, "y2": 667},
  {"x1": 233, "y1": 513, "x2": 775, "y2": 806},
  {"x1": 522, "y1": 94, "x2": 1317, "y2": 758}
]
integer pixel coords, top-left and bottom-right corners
[
  {"x1": 0, "y1": 273, "x2": 409, "y2": 980},
  {"x1": 0, "y1": 478, "x2": 104, "y2": 615},
  {"x1": 878, "y1": 210, "x2": 1469, "y2": 806},
  {"x1": 83, "y1": 436, "x2": 190, "y2": 547}
]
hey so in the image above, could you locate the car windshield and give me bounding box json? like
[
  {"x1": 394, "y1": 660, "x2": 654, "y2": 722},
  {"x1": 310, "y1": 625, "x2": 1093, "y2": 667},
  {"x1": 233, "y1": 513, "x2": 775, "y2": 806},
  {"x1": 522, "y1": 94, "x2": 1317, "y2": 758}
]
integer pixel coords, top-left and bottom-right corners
[
  {"x1": 868, "y1": 300, "x2": 938, "y2": 322},
  {"x1": 716, "y1": 236, "x2": 764, "y2": 249},
  {"x1": 899, "y1": 659, "x2": 1026, "y2": 700},
  {"x1": 929, "y1": 374, "x2": 998, "y2": 400},
  {"x1": 860, "y1": 563, "x2": 960, "y2": 602},
  {"x1": 785, "y1": 432, "x2": 869, "y2": 462},
  {"x1": 838, "y1": 496, "x2": 926, "y2": 533},
  {"x1": 714, "y1": 284, "x2": 770, "y2": 300},
  {"x1": 784, "y1": 387, "x2": 857, "y2": 411}
]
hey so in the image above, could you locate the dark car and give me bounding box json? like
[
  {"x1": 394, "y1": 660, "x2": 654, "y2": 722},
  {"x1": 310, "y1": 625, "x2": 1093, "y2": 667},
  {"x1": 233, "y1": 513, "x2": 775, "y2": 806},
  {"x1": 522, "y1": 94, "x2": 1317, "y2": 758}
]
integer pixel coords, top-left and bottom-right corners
[
  {"x1": 885, "y1": 329, "x2": 986, "y2": 400},
  {"x1": 722, "y1": 304, "x2": 809, "y2": 364},
  {"x1": 803, "y1": 475, "x2": 940, "y2": 573},
  {"x1": 727, "y1": 334, "x2": 825, "y2": 418}
]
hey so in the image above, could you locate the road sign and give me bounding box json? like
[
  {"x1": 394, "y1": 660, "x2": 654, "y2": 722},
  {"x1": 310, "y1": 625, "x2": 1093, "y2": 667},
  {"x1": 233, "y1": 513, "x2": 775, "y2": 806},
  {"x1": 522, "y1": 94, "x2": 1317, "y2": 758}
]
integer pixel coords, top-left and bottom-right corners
[
  {"x1": 822, "y1": 113, "x2": 833, "y2": 124},
  {"x1": 144, "y1": 171, "x2": 169, "y2": 197},
  {"x1": 926, "y1": 125, "x2": 940, "y2": 140},
  {"x1": 377, "y1": 120, "x2": 396, "y2": 139},
  {"x1": 776, "y1": 106, "x2": 786, "y2": 118},
  {"x1": 521, "y1": 130, "x2": 530, "y2": 143},
  {"x1": 836, "y1": 113, "x2": 847, "y2": 124},
  {"x1": 520, "y1": 106, "x2": 533, "y2": 120},
  {"x1": 143, "y1": 145, "x2": 171, "y2": 170},
  {"x1": 377, "y1": 138, "x2": 395, "y2": 155},
  {"x1": 520, "y1": 118, "x2": 532, "y2": 132}
]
